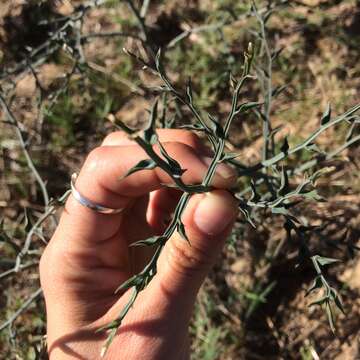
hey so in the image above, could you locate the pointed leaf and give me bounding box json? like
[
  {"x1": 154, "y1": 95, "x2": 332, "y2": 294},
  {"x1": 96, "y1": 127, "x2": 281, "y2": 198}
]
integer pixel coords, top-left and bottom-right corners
[
  {"x1": 332, "y1": 292, "x2": 345, "y2": 315},
  {"x1": 235, "y1": 102, "x2": 261, "y2": 115},
  {"x1": 249, "y1": 181, "x2": 260, "y2": 202},
  {"x1": 306, "y1": 276, "x2": 323, "y2": 297},
  {"x1": 271, "y1": 207, "x2": 288, "y2": 215},
  {"x1": 115, "y1": 275, "x2": 142, "y2": 293},
  {"x1": 310, "y1": 166, "x2": 334, "y2": 184},
  {"x1": 271, "y1": 84, "x2": 287, "y2": 97},
  {"x1": 325, "y1": 301, "x2": 336, "y2": 333},
  {"x1": 229, "y1": 72, "x2": 238, "y2": 89},
  {"x1": 179, "y1": 124, "x2": 206, "y2": 132},
  {"x1": 207, "y1": 114, "x2": 225, "y2": 139},
  {"x1": 321, "y1": 102, "x2": 331, "y2": 125},
  {"x1": 121, "y1": 159, "x2": 157, "y2": 179},
  {"x1": 131, "y1": 236, "x2": 166, "y2": 247},
  {"x1": 158, "y1": 142, "x2": 186, "y2": 178},
  {"x1": 220, "y1": 152, "x2": 241, "y2": 162},
  {"x1": 271, "y1": 47, "x2": 284, "y2": 61},
  {"x1": 238, "y1": 203, "x2": 256, "y2": 228},
  {"x1": 177, "y1": 221, "x2": 190, "y2": 243},
  {"x1": 263, "y1": 9, "x2": 274, "y2": 24},
  {"x1": 316, "y1": 256, "x2": 340, "y2": 267},
  {"x1": 186, "y1": 78, "x2": 193, "y2": 103},
  {"x1": 100, "y1": 328, "x2": 117, "y2": 358},
  {"x1": 269, "y1": 125, "x2": 283, "y2": 140},
  {"x1": 155, "y1": 48, "x2": 163, "y2": 72},
  {"x1": 278, "y1": 165, "x2": 289, "y2": 196},
  {"x1": 143, "y1": 99, "x2": 159, "y2": 144},
  {"x1": 302, "y1": 189, "x2": 325, "y2": 202},
  {"x1": 280, "y1": 137, "x2": 289, "y2": 154}
]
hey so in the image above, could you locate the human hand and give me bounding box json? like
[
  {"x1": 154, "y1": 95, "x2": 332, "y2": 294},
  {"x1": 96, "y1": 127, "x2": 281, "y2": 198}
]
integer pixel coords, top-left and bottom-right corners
[{"x1": 40, "y1": 129, "x2": 238, "y2": 359}]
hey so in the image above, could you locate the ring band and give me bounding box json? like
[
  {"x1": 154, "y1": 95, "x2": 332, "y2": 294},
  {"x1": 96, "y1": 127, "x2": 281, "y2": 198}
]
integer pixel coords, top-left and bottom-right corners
[{"x1": 70, "y1": 173, "x2": 124, "y2": 214}]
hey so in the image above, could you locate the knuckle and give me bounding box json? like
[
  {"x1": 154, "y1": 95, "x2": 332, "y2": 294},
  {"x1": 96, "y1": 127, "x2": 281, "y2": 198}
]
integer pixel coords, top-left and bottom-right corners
[
  {"x1": 83, "y1": 146, "x2": 106, "y2": 171},
  {"x1": 102, "y1": 131, "x2": 127, "y2": 146},
  {"x1": 39, "y1": 243, "x2": 78, "y2": 293},
  {"x1": 162, "y1": 141, "x2": 194, "y2": 156},
  {"x1": 158, "y1": 128, "x2": 200, "y2": 146},
  {"x1": 167, "y1": 236, "x2": 213, "y2": 277},
  {"x1": 176, "y1": 130, "x2": 201, "y2": 148}
]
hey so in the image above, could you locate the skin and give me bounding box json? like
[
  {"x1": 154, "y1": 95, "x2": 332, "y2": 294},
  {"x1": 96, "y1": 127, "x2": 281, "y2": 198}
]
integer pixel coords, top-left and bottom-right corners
[{"x1": 40, "y1": 129, "x2": 238, "y2": 359}]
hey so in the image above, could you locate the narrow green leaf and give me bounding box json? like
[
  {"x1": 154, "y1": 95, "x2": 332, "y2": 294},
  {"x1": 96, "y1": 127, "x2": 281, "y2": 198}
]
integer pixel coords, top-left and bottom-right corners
[
  {"x1": 278, "y1": 165, "x2": 289, "y2": 196},
  {"x1": 263, "y1": 9, "x2": 274, "y2": 24},
  {"x1": 238, "y1": 203, "x2": 256, "y2": 228},
  {"x1": 179, "y1": 124, "x2": 205, "y2": 132},
  {"x1": 269, "y1": 125, "x2": 283, "y2": 140},
  {"x1": 321, "y1": 102, "x2": 331, "y2": 125},
  {"x1": 305, "y1": 276, "x2": 323, "y2": 297},
  {"x1": 271, "y1": 84, "x2": 287, "y2": 97},
  {"x1": 333, "y1": 293, "x2": 345, "y2": 315},
  {"x1": 301, "y1": 189, "x2": 325, "y2": 202},
  {"x1": 143, "y1": 99, "x2": 159, "y2": 144},
  {"x1": 234, "y1": 101, "x2": 261, "y2": 115},
  {"x1": 155, "y1": 48, "x2": 163, "y2": 72},
  {"x1": 130, "y1": 236, "x2": 166, "y2": 247},
  {"x1": 186, "y1": 78, "x2": 193, "y2": 103},
  {"x1": 249, "y1": 181, "x2": 260, "y2": 202},
  {"x1": 325, "y1": 301, "x2": 336, "y2": 333},
  {"x1": 207, "y1": 114, "x2": 225, "y2": 139},
  {"x1": 115, "y1": 275, "x2": 142, "y2": 293},
  {"x1": 309, "y1": 166, "x2": 334, "y2": 184},
  {"x1": 177, "y1": 221, "x2": 189, "y2": 243},
  {"x1": 244, "y1": 292, "x2": 266, "y2": 303},
  {"x1": 220, "y1": 152, "x2": 240, "y2": 162},
  {"x1": 271, "y1": 207, "x2": 288, "y2": 215},
  {"x1": 157, "y1": 142, "x2": 186, "y2": 178},
  {"x1": 271, "y1": 47, "x2": 284, "y2": 61},
  {"x1": 315, "y1": 256, "x2": 340, "y2": 267},
  {"x1": 280, "y1": 136, "x2": 289, "y2": 154},
  {"x1": 121, "y1": 159, "x2": 157, "y2": 179},
  {"x1": 165, "y1": 114, "x2": 176, "y2": 129},
  {"x1": 100, "y1": 328, "x2": 117, "y2": 358},
  {"x1": 229, "y1": 72, "x2": 238, "y2": 89}
]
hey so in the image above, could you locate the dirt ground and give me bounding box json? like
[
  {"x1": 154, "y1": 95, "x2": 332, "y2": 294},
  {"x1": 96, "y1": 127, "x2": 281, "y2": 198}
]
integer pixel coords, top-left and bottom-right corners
[{"x1": 1, "y1": 1, "x2": 360, "y2": 359}]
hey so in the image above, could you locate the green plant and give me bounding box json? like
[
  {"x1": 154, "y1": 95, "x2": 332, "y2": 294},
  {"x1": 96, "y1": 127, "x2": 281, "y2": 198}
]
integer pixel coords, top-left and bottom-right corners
[{"x1": 94, "y1": 2, "x2": 360, "y2": 354}]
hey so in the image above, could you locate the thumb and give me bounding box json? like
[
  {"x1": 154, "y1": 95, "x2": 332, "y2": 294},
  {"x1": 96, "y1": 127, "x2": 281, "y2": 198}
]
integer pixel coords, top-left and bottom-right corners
[{"x1": 156, "y1": 190, "x2": 238, "y2": 300}]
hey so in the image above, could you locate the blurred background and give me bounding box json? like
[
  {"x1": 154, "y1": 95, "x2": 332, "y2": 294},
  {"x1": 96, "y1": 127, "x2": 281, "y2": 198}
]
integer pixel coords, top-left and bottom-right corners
[{"x1": 1, "y1": 0, "x2": 360, "y2": 359}]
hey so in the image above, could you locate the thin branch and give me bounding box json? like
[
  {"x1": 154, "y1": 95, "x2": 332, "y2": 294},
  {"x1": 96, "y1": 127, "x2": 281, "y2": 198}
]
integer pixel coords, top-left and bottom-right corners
[
  {"x1": 0, "y1": 288, "x2": 43, "y2": 332},
  {"x1": 253, "y1": 3, "x2": 273, "y2": 162},
  {"x1": 0, "y1": 262, "x2": 39, "y2": 281},
  {"x1": 0, "y1": 93, "x2": 50, "y2": 206},
  {"x1": 14, "y1": 190, "x2": 71, "y2": 272}
]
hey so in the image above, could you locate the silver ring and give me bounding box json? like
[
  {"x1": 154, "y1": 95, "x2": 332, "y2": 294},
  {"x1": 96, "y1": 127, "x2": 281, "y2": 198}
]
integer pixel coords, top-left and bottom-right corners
[{"x1": 70, "y1": 173, "x2": 124, "y2": 214}]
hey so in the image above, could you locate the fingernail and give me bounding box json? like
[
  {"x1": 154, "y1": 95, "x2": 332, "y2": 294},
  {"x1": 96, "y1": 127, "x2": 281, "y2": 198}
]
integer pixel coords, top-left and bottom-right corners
[
  {"x1": 201, "y1": 157, "x2": 236, "y2": 180},
  {"x1": 194, "y1": 191, "x2": 237, "y2": 235}
]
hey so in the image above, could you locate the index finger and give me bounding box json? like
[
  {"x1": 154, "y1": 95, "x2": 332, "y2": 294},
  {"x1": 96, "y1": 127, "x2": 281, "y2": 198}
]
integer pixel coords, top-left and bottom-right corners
[{"x1": 62, "y1": 140, "x2": 235, "y2": 241}]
